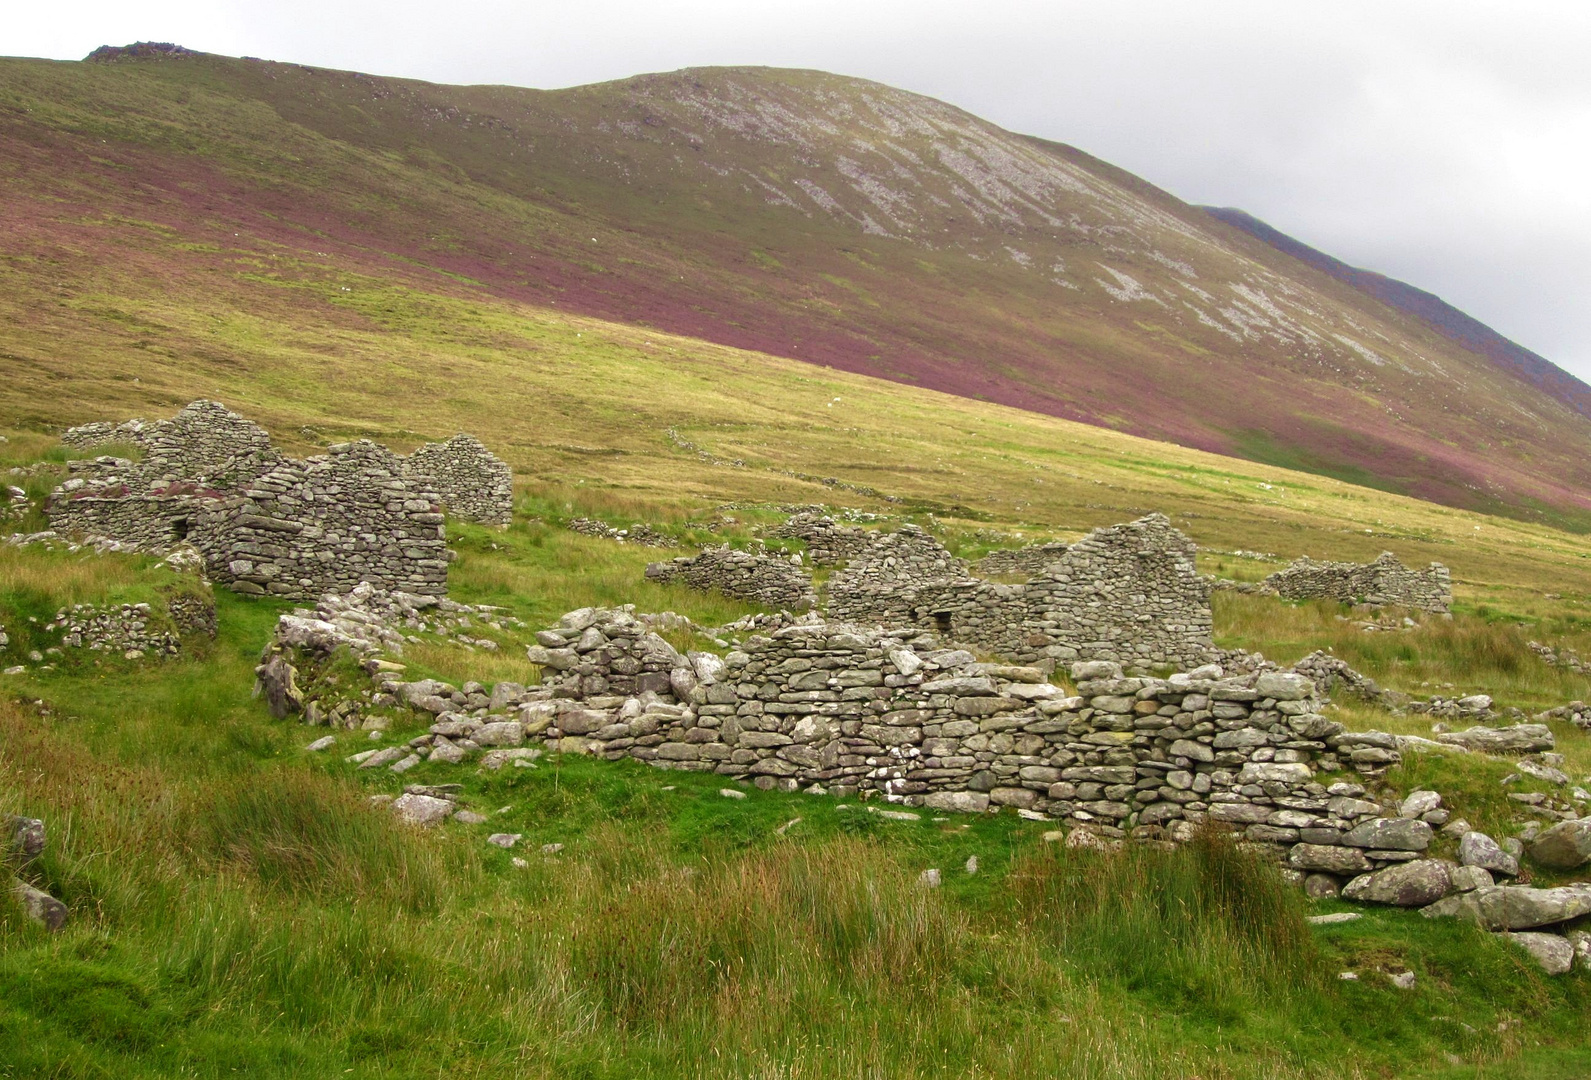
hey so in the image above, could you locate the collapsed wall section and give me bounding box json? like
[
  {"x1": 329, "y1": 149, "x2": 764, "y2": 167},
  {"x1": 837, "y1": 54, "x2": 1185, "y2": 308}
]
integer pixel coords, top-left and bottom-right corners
[
  {"x1": 826, "y1": 514, "x2": 1211, "y2": 671},
  {"x1": 771, "y1": 511, "x2": 874, "y2": 566},
  {"x1": 1263, "y1": 552, "x2": 1451, "y2": 613},
  {"x1": 645, "y1": 546, "x2": 817, "y2": 611},
  {"x1": 404, "y1": 434, "x2": 514, "y2": 525},
  {"x1": 196, "y1": 441, "x2": 448, "y2": 599},
  {"x1": 976, "y1": 540, "x2": 1071, "y2": 578}
]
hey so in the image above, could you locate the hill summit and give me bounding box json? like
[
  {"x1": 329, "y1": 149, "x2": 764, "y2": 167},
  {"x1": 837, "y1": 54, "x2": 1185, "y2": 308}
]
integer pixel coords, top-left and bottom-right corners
[{"x1": 2, "y1": 46, "x2": 1589, "y2": 520}]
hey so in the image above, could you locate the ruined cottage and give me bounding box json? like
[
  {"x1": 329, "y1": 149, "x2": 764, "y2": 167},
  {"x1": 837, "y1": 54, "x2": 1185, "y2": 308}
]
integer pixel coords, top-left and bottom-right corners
[
  {"x1": 48, "y1": 401, "x2": 514, "y2": 599},
  {"x1": 1263, "y1": 552, "x2": 1451, "y2": 614},
  {"x1": 646, "y1": 512, "x2": 1213, "y2": 673}
]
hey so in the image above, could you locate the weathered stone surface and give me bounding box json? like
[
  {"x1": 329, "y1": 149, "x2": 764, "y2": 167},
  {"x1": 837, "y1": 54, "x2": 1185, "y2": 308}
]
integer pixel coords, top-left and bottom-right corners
[
  {"x1": 1459, "y1": 831, "x2": 1519, "y2": 876},
  {"x1": 1342, "y1": 817, "x2": 1432, "y2": 852},
  {"x1": 1500, "y1": 932, "x2": 1575, "y2": 975},
  {"x1": 1288, "y1": 843, "x2": 1371, "y2": 875},
  {"x1": 1255, "y1": 672, "x2": 1314, "y2": 701},
  {"x1": 391, "y1": 793, "x2": 454, "y2": 826},
  {"x1": 1436, "y1": 724, "x2": 1554, "y2": 755},
  {"x1": 473, "y1": 722, "x2": 525, "y2": 747},
  {"x1": 1342, "y1": 860, "x2": 1452, "y2": 907},
  {"x1": 1421, "y1": 884, "x2": 1591, "y2": 930},
  {"x1": 12, "y1": 880, "x2": 67, "y2": 931},
  {"x1": 1528, "y1": 820, "x2": 1591, "y2": 869},
  {"x1": 923, "y1": 791, "x2": 990, "y2": 813}
]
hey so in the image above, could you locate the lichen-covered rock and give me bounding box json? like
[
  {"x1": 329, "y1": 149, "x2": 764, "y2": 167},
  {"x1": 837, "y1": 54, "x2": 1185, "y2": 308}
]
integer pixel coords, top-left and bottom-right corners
[
  {"x1": 1460, "y1": 831, "x2": 1519, "y2": 876},
  {"x1": 1342, "y1": 817, "x2": 1432, "y2": 851},
  {"x1": 1421, "y1": 884, "x2": 1591, "y2": 930},
  {"x1": 1436, "y1": 724, "x2": 1555, "y2": 755},
  {"x1": 1528, "y1": 820, "x2": 1591, "y2": 869},
  {"x1": 1500, "y1": 932, "x2": 1575, "y2": 975},
  {"x1": 1342, "y1": 860, "x2": 1452, "y2": 907}
]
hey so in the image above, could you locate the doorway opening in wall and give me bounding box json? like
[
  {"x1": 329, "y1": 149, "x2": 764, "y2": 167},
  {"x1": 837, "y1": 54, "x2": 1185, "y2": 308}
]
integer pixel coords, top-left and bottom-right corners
[
  {"x1": 171, "y1": 517, "x2": 190, "y2": 541},
  {"x1": 933, "y1": 611, "x2": 952, "y2": 633}
]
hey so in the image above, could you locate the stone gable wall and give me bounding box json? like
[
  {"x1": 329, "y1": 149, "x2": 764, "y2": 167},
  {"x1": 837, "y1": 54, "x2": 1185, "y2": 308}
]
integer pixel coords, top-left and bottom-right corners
[
  {"x1": 1264, "y1": 552, "x2": 1451, "y2": 613},
  {"x1": 195, "y1": 441, "x2": 448, "y2": 599},
  {"x1": 405, "y1": 434, "x2": 513, "y2": 525},
  {"x1": 828, "y1": 514, "x2": 1211, "y2": 672},
  {"x1": 645, "y1": 546, "x2": 817, "y2": 611},
  {"x1": 136, "y1": 401, "x2": 276, "y2": 486}
]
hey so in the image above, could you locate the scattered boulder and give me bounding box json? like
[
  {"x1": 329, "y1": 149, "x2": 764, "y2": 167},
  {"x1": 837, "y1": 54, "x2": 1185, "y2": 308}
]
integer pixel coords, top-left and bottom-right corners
[
  {"x1": 1421, "y1": 884, "x2": 1591, "y2": 930},
  {"x1": 1528, "y1": 820, "x2": 1591, "y2": 870},
  {"x1": 1436, "y1": 724, "x2": 1554, "y2": 755},
  {"x1": 11, "y1": 880, "x2": 67, "y2": 931},
  {"x1": 391, "y1": 792, "x2": 454, "y2": 826}
]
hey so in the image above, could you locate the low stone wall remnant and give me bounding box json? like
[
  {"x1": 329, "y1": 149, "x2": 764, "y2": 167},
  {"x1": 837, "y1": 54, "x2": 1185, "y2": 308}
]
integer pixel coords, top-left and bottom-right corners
[
  {"x1": 1263, "y1": 552, "x2": 1451, "y2": 613},
  {"x1": 645, "y1": 546, "x2": 817, "y2": 611}
]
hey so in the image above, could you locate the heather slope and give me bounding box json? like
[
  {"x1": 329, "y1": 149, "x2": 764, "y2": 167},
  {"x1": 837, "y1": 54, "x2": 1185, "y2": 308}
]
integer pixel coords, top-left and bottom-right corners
[{"x1": 2, "y1": 47, "x2": 1591, "y2": 524}]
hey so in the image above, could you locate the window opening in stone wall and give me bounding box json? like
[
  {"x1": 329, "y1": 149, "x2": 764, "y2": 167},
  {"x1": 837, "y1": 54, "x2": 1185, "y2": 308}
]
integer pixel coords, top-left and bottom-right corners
[
  {"x1": 171, "y1": 517, "x2": 190, "y2": 540},
  {"x1": 933, "y1": 610, "x2": 952, "y2": 633}
]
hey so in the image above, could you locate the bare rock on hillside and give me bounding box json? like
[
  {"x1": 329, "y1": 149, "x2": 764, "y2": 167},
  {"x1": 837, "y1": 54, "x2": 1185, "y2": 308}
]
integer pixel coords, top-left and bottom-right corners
[{"x1": 1436, "y1": 724, "x2": 1554, "y2": 755}]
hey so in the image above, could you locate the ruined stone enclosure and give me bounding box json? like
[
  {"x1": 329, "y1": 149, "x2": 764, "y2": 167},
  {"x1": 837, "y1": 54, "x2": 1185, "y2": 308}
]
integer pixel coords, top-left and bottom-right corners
[
  {"x1": 48, "y1": 401, "x2": 515, "y2": 599},
  {"x1": 648, "y1": 512, "x2": 1214, "y2": 673},
  {"x1": 1263, "y1": 552, "x2": 1452, "y2": 614}
]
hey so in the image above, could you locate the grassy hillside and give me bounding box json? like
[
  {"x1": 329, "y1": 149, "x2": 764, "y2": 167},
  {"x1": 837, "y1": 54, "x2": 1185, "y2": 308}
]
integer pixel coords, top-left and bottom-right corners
[
  {"x1": 7, "y1": 43, "x2": 1591, "y2": 1080},
  {"x1": 4, "y1": 47, "x2": 1591, "y2": 524}
]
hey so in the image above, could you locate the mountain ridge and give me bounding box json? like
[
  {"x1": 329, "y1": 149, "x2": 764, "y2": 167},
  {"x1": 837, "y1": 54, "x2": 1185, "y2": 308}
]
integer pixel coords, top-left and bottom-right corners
[{"x1": 2, "y1": 45, "x2": 1589, "y2": 524}]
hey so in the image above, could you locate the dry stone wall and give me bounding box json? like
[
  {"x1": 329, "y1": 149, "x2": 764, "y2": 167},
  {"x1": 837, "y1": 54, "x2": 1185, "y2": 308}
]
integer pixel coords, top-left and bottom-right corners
[
  {"x1": 976, "y1": 541, "x2": 1071, "y2": 578},
  {"x1": 196, "y1": 441, "x2": 449, "y2": 599},
  {"x1": 645, "y1": 546, "x2": 817, "y2": 611},
  {"x1": 827, "y1": 514, "x2": 1211, "y2": 672},
  {"x1": 772, "y1": 511, "x2": 874, "y2": 566},
  {"x1": 47, "y1": 401, "x2": 513, "y2": 600},
  {"x1": 1263, "y1": 552, "x2": 1451, "y2": 613},
  {"x1": 404, "y1": 434, "x2": 513, "y2": 525}
]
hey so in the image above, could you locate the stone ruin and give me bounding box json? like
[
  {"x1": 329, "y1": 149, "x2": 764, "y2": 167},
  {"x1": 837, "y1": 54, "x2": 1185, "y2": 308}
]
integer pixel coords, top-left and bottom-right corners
[
  {"x1": 46, "y1": 402, "x2": 516, "y2": 599},
  {"x1": 975, "y1": 540, "x2": 1072, "y2": 578},
  {"x1": 771, "y1": 511, "x2": 874, "y2": 566},
  {"x1": 642, "y1": 513, "x2": 1213, "y2": 673},
  {"x1": 253, "y1": 584, "x2": 1591, "y2": 971},
  {"x1": 1262, "y1": 552, "x2": 1451, "y2": 614},
  {"x1": 644, "y1": 546, "x2": 817, "y2": 611},
  {"x1": 404, "y1": 434, "x2": 514, "y2": 526}
]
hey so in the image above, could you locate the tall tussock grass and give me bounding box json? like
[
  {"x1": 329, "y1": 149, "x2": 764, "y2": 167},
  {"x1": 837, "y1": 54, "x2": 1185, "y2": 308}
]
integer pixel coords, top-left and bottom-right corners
[
  {"x1": 194, "y1": 767, "x2": 457, "y2": 911},
  {"x1": 1007, "y1": 830, "x2": 1321, "y2": 1009},
  {"x1": 567, "y1": 835, "x2": 965, "y2": 1029}
]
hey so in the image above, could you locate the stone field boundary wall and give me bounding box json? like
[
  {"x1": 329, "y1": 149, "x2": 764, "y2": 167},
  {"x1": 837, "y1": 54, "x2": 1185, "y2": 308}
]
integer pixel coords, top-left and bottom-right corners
[{"x1": 1263, "y1": 552, "x2": 1451, "y2": 613}]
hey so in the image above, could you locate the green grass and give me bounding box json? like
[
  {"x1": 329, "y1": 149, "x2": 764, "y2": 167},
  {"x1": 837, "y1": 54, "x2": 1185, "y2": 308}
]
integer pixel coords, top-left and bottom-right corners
[{"x1": 4, "y1": 518, "x2": 1591, "y2": 1077}]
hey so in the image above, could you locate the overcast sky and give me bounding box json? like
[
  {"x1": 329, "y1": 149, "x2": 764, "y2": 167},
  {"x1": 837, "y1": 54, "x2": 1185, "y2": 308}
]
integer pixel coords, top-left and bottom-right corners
[{"x1": 12, "y1": 1, "x2": 1591, "y2": 380}]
